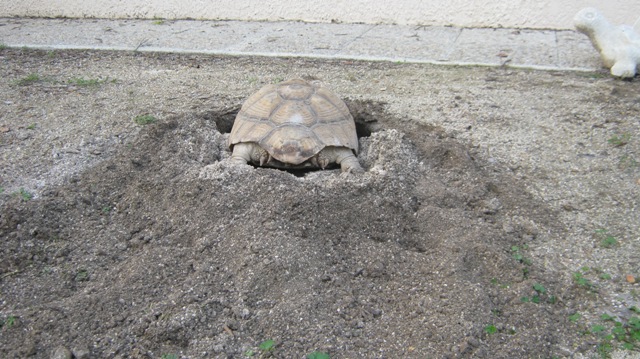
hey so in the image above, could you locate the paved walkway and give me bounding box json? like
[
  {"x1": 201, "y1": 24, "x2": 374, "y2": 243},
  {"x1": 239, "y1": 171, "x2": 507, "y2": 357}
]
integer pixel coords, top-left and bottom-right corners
[{"x1": 0, "y1": 17, "x2": 603, "y2": 72}]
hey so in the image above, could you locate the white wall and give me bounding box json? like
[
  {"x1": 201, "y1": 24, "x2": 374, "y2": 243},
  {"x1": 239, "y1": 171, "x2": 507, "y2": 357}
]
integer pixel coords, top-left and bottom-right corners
[{"x1": 1, "y1": 0, "x2": 639, "y2": 30}]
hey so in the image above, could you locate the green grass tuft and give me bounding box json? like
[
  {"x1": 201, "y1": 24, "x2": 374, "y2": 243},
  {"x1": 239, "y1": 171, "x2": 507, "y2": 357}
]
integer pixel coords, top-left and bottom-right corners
[
  {"x1": 133, "y1": 114, "x2": 157, "y2": 125},
  {"x1": 15, "y1": 73, "x2": 41, "y2": 86}
]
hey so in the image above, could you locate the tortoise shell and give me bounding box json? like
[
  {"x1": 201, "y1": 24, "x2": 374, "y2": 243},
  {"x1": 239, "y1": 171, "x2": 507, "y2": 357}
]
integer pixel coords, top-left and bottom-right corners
[{"x1": 229, "y1": 78, "x2": 358, "y2": 166}]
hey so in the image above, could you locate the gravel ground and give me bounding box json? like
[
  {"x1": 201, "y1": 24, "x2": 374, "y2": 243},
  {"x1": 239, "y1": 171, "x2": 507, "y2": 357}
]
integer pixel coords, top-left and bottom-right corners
[{"x1": 0, "y1": 48, "x2": 639, "y2": 358}]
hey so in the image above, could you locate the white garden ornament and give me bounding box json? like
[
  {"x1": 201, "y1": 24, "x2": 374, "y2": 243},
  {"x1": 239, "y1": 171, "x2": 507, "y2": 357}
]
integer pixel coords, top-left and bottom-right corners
[{"x1": 574, "y1": 8, "x2": 640, "y2": 78}]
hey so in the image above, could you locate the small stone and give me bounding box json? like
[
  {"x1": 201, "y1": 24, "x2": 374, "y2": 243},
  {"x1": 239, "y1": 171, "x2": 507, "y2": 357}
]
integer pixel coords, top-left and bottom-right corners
[
  {"x1": 240, "y1": 308, "x2": 251, "y2": 319},
  {"x1": 626, "y1": 274, "x2": 636, "y2": 284},
  {"x1": 226, "y1": 319, "x2": 240, "y2": 330},
  {"x1": 51, "y1": 346, "x2": 72, "y2": 359}
]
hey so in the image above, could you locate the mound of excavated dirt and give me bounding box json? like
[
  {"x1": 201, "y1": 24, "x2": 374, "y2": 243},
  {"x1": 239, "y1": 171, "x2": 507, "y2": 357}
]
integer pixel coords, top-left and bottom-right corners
[{"x1": 1, "y1": 102, "x2": 580, "y2": 358}]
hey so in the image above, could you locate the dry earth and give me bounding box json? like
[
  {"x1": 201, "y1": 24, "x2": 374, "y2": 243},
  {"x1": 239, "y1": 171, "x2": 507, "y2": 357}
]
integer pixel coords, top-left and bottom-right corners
[{"x1": 0, "y1": 49, "x2": 639, "y2": 358}]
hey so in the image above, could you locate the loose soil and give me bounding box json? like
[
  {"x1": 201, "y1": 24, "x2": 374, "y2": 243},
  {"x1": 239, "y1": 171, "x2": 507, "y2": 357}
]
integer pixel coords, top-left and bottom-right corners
[{"x1": 0, "y1": 49, "x2": 639, "y2": 358}]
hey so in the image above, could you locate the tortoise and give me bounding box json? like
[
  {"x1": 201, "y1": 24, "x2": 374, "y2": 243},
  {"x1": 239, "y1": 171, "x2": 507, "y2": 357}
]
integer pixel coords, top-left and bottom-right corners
[{"x1": 228, "y1": 78, "x2": 363, "y2": 173}]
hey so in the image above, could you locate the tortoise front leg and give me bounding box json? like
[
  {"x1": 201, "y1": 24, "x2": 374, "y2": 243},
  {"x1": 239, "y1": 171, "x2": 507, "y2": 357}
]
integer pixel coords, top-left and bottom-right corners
[
  {"x1": 230, "y1": 143, "x2": 270, "y2": 165},
  {"x1": 317, "y1": 147, "x2": 364, "y2": 173}
]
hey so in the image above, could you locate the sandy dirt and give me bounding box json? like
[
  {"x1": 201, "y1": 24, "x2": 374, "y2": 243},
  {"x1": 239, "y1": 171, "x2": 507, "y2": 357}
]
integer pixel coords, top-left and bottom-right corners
[{"x1": 0, "y1": 49, "x2": 639, "y2": 358}]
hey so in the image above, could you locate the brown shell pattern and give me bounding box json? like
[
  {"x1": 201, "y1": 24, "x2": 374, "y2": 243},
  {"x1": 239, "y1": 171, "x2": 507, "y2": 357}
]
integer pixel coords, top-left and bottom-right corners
[{"x1": 229, "y1": 78, "x2": 358, "y2": 165}]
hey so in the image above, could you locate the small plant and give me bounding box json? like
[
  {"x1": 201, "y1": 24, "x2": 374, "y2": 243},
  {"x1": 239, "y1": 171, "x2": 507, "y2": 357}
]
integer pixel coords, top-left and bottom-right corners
[
  {"x1": 600, "y1": 272, "x2": 612, "y2": 280},
  {"x1": 511, "y1": 245, "x2": 532, "y2": 265},
  {"x1": 26, "y1": 123, "x2": 36, "y2": 130},
  {"x1": 510, "y1": 245, "x2": 532, "y2": 279},
  {"x1": 573, "y1": 269, "x2": 595, "y2": 291},
  {"x1": 15, "y1": 73, "x2": 41, "y2": 86},
  {"x1": 569, "y1": 313, "x2": 581, "y2": 323},
  {"x1": 490, "y1": 277, "x2": 510, "y2": 289},
  {"x1": 133, "y1": 114, "x2": 157, "y2": 125},
  {"x1": 596, "y1": 229, "x2": 619, "y2": 248},
  {"x1": 533, "y1": 283, "x2": 546, "y2": 294},
  {"x1": 0, "y1": 43, "x2": 7, "y2": 50},
  {"x1": 75, "y1": 269, "x2": 89, "y2": 282},
  {"x1": 573, "y1": 312, "x2": 640, "y2": 355},
  {"x1": 2, "y1": 316, "x2": 16, "y2": 329},
  {"x1": 16, "y1": 188, "x2": 32, "y2": 201},
  {"x1": 307, "y1": 352, "x2": 330, "y2": 359},
  {"x1": 521, "y1": 283, "x2": 556, "y2": 304},
  {"x1": 161, "y1": 355, "x2": 177, "y2": 359},
  {"x1": 484, "y1": 324, "x2": 498, "y2": 335},
  {"x1": 590, "y1": 315, "x2": 640, "y2": 354},
  {"x1": 101, "y1": 206, "x2": 111, "y2": 214},
  {"x1": 259, "y1": 340, "x2": 275, "y2": 351},
  {"x1": 152, "y1": 19, "x2": 166, "y2": 25},
  {"x1": 607, "y1": 133, "x2": 631, "y2": 147}
]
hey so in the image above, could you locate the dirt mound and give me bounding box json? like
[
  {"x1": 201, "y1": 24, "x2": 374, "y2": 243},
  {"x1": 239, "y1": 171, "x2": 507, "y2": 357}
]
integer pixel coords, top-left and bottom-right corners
[{"x1": 1, "y1": 103, "x2": 579, "y2": 358}]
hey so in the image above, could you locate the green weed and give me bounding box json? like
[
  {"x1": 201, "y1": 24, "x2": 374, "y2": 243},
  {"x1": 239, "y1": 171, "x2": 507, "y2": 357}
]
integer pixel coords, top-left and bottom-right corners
[
  {"x1": 0, "y1": 43, "x2": 7, "y2": 50},
  {"x1": 600, "y1": 272, "x2": 612, "y2": 280},
  {"x1": 307, "y1": 352, "x2": 330, "y2": 359},
  {"x1": 569, "y1": 313, "x2": 581, "y2": 323},
  {"x1": 596, "y1": 229, "x2": 618, "y2": 248},
  {"x1": 259, "y1": 340, "x2": 275, "y2": 351},
  {"x1": 594, "y1": 315, "x2": 640, "y2": 355},
  {"x1": 75, "y1": 269, "x2": 89, "y2": 282},
  {"x1": 484, "y1": 325, "x2": 497, "y2": 335},
  {"x1": 511, "y1": 245, "x2": 532, "y2": 265},
  {"x1": 573, "y1": 269, "x2": 595, "y2": 291},
  {"x1": 533, "y1": 283, "x2": 546, "y2": 294},
  {"x1": 133, "y1": 114, "x2": 157, "y2": 125},
  {"x1": 607, "y1": 133, "x2": 631, "y2": 147},
  {"x1": 161, "y1": 355, "x2": 177, "y2": 359},
  {"x1": 521, "y1": 283, "x2": 556, "y2": 304},
  {"x1": 16, "y1": 188, "x2": 32, "y2": 201},
  {"x1": 573, "y1": 311, "x2": 640, "y2": 356},
  {"x1": 2, "y1": 316, "x2": 16, "y2": 329},
  {"x1": 246, "y1": 339, "x2": 276, "y2": 358},
  {"x1": 510, "y1": 245, "x2": 532, "y2": 279},
  {"x1": 15, "y1": 73, "x2": 41, "y2": 86},
  {"x1": 490, "y1": 277, "x2": 510, "y2": 289},
  {"x1": 26, "y1": 123, "x2": 36, "y2": 130}
]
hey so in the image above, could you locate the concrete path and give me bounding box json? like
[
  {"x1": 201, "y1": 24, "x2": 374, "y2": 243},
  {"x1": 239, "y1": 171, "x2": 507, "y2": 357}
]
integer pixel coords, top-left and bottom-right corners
[{"x1": 0, "y1": 17, "x2": 603, "y2": 72}]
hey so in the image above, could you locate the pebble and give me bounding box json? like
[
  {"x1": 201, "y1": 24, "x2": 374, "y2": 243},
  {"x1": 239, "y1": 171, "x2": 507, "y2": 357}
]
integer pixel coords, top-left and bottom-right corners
[
  {"x1": 50, "y1": 346, "x2": 72, "y2": 359},
  {"x1": 626, "y1": 274, "x2": 636, "y2": 284}
]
